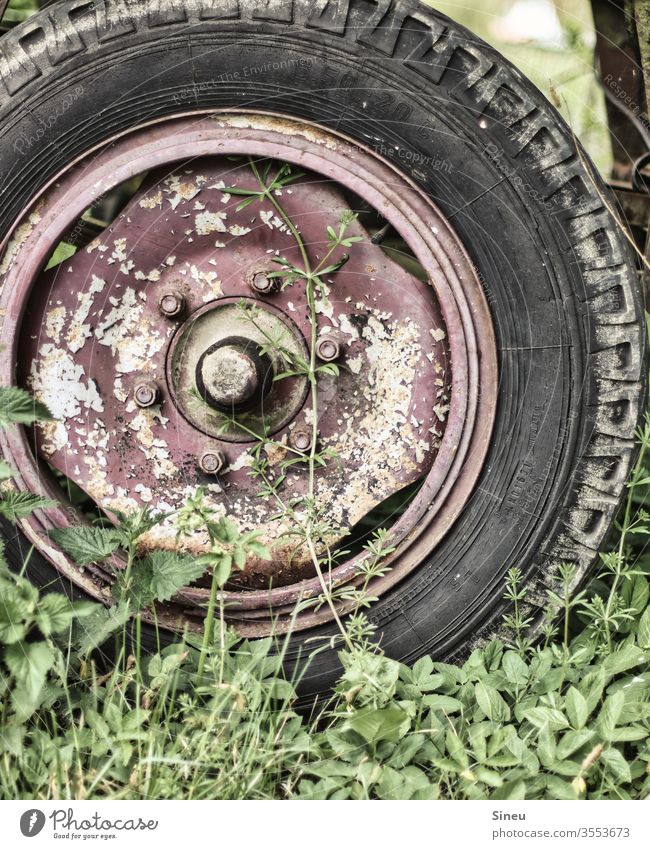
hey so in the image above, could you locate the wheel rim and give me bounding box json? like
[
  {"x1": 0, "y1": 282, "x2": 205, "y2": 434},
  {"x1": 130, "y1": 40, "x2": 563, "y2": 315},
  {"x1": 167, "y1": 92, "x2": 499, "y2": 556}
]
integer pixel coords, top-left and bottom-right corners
[{"x1": 0, "y1": 112, "x2": 498, "y2": 635}]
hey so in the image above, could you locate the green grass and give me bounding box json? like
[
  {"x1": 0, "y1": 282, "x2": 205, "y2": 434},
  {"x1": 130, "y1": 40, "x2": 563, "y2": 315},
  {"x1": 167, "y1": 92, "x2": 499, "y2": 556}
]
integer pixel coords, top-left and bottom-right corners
[{"x1": 0, "y1": 500, "x2": 649, "y2": 799}]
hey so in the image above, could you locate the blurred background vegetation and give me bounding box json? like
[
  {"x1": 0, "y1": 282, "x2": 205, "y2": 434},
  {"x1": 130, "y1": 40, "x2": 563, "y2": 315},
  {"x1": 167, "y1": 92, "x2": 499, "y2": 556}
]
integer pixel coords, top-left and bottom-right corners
[{"x1": 432, "y1": 0, "x2": 611, "y2": 171}]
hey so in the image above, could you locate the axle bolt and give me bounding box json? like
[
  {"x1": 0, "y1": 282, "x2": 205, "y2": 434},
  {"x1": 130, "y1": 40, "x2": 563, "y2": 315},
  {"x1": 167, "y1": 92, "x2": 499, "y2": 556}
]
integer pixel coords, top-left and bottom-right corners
[
  {"x1": 159, "y1": 290, "x2": 185, "y2": 318},
  {"x1": 290, "y1": 428, "x2": 312, "y2": 452},
  {"x1": 250, "y1": 271, "x2": 276, "y2": 295},
  {"x1": 134, "y1": 380, "x2": 159, "y2": 408},
  {"x1": 316, "y1": 335, "x2": 340, "y2": 363},
  {"x1": 199, "y1": 450, "x2": 227, "y2": 475}
]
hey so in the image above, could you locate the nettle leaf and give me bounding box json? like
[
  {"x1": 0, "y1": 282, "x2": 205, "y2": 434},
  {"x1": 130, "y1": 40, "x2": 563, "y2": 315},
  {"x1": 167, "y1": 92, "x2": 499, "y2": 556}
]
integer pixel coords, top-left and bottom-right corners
[
  {"x1": 0, "y1": 723, "x2": 25, "y2": 757},
  {"x1": 145, "y1": 551, "x2": 207, "y2": 602},
  {"x1": 118, "y1": 558, "x2": 154, "y2": 608},
  {"x1": 0, "y1": 581, "x2": 38, "y2": 644},
  {"x1": 474, "y1": 681, "x2": 510, "y2": 722},
  {"x1": 565, "y1": 686, "x2": 589, "y2": 730},
  {"x1": 49, "y1": 526, "x2": 120, "y2": 565},
  {"x1": 0, "y1": 491, "x2": 57, "y2": 521},
  {"x1": 73, "y1": 602, "x2": 131, "y2": 655},
  {"x1": 110, "y1": 508, "x2": 167, "y2": 547},
  {"x1": 0, "y1": 605, "x2": 28, "y2": 645},
  {"x1": 4, "y1": 640, "x2": 54, "y2": 701},
  {"x1": 35, "y1": 594, "x2": 96, "y2": 636},
  {"x1": 0, "y1": 387, "x2": 53, "y2": 426}
]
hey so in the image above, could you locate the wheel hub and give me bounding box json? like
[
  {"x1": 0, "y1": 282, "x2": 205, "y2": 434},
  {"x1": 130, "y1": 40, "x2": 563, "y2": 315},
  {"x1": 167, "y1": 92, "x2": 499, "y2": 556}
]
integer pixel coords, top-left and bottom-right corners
[
  {"x1": 196, "y1": 338, "x2": 268, "y2": 411},
  {"x1": 169, "y1": 298, "x2": 308, "y2": 442}
]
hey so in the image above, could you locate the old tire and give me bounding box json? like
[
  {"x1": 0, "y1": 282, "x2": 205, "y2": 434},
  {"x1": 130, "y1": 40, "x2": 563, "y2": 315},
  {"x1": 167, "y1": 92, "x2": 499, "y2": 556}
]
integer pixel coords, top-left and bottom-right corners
[{"x1": 0, "y1": 0, "x2": 644, "y2": 698}]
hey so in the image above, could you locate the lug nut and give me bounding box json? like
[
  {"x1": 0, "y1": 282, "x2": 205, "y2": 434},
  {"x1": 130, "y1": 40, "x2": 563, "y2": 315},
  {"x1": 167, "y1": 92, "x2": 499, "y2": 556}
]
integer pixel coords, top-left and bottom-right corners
[
  {"x1": 199, "y1": 450, "x2": 226, "y2": 475},
  {"x1": 134, "y1": 380, "x2": 159, "y2": 408},
  {"x1": 290, "y1": 428, "x2": 312, "y2": 452},
  {"x1": 250, "y1": 271, "x2": 276, "y2": 295},
  {"x1": 159, "y1": 290, "x2": 185, "y2": 318},
  {"x1": 316, "y1": 335, "x2": 340, "y2": 363}
]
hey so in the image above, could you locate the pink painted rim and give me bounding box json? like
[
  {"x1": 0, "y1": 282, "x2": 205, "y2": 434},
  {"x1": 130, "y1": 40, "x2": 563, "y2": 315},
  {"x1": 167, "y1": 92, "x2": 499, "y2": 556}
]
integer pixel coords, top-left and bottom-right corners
[{"x1": 0, "y1": 112, "x2": 497, "y2": 635}]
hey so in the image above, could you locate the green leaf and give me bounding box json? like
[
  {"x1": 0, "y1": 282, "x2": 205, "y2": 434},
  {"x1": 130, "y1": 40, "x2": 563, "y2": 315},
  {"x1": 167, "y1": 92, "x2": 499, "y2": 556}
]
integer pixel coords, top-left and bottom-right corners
[
  {"x1": 0, "y1": 723, "x2": 25, "y2": 757},
  {"x1": 600, "y1": 747, "x2": 632, "y2": 783},
  {"x1": 621, "y1": 575, "x2": 649, "y2": 615},
  {"x1": 0, "y1": 387, "x2": 53, "y2": 426},
  {"x1": 578, "y1": 667, "x2": 605, "y2": 713},
  {"x1": 492, "y1": 779, "x2": 526, "y2": 800},
  {"x1": 608, "y1": 726, "x2": 649, "y2": 742},
  {"x1": 35, "y1": 594, "x2": 96, "y2": 636},
  {"x1": 502, "y1": 651, "x2": 528, "y2": 686},
  {"x1": 474, "y1": 681, "x2": 510, "y2": 722},
  {"x1": 49, "y1": 526, "x2": 120, "y2": 565},
  {"x1": 597, "y1": 691, "x2": 625, "y2": 740},
  {"x1": 73, "y1": 602, "x2": 131, "y2": 655},
  {"x1": 0, "y1": 490, "x2": 57, "y2": 521},
  {"x1": 637, "y1": 606, "x2": 650, "y2": 649},
  {"x1": 246, "y1": 540, "x2": 271, "y2": 559},
  {"x1": 522, "y1": 707, "x2": 569, "y2": 732},
  {"x1": 423, "y1": 694, "x2": 463, "y2": 714},
  {"x1": 233, "y1": 546, "x2": 246, "y2": 569},
  {"x1": 343, "y1": 706, "x2": 410, "y2": 746},
  {"x1": 196, "y1": 552, "x2": 232, "y2": 588},
  {"x1": 145, "y1": 551, "x2": 207, "y2": 602},
  {"x1": 565, "y1": 687, "x2": 589, "y2": 730},
  {"x1": 536, "y1": 726, "x2": 557, "y2": 768},
  {"x1": 0, "y1": 581, "x2": 38, "y2": 644},
  {"x1": 119, "y1": 557, "x2": 154, "y2": 608},
  {"x1": 602, "y1": 645, "x2": 647, "y2": 678},
  {"x1": 556, "y1": 729, "x2": 594, "y2": 760},
  {"x1": 4, "y1": 641, "x2": 54, "y2": 701}
]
